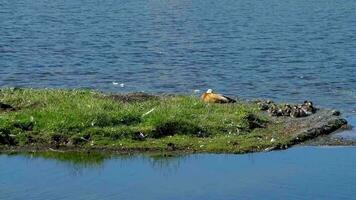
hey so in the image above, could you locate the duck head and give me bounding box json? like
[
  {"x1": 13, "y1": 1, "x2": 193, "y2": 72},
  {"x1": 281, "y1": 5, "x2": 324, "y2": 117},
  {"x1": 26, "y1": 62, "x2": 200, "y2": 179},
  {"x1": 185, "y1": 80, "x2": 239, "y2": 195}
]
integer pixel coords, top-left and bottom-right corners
[{"x1": 303, "y1": 100, "x2": 313, "y2": 107}]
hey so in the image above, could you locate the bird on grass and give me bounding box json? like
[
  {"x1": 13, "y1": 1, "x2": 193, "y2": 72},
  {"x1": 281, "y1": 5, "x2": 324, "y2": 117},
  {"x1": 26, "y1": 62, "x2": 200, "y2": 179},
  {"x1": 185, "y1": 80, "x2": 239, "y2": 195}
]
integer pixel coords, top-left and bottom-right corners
[{"x1": 200, "y1": 89, "x2": 236, "y2": 103}]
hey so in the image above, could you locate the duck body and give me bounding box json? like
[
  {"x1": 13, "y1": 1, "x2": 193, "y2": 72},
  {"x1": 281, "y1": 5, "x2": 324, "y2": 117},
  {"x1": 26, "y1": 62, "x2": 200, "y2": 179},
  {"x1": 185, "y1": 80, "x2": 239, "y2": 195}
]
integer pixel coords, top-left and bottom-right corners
[
  {"x1": 262, "y1": 100, "x2": 316, "y2": 118},
  {"x1": 201, "y1": 89, "x2": 236, "y2": 104}
]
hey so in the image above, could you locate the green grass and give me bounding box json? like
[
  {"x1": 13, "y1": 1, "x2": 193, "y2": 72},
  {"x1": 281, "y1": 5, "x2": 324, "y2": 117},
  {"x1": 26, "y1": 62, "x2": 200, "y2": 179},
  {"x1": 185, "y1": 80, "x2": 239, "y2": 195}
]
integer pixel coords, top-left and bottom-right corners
[{"x1": 0, "y1": 88, "x2": 288, "y2": 153}]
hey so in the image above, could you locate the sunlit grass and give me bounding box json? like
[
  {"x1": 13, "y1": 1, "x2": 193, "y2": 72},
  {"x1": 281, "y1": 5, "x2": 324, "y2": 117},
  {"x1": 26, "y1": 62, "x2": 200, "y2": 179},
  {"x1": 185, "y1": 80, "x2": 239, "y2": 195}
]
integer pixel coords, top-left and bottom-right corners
[{"x1": 0, "y1": 88, "x2": 279, "y2": 153}]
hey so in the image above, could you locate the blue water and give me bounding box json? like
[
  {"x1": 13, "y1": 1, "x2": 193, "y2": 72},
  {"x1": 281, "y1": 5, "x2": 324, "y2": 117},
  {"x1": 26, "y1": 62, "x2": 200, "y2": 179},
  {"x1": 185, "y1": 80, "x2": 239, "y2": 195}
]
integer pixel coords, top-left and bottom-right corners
[
  {"x1": 1, "y1": 147, "x2": 356, "y2": 200},
  {"x1": 1, "y1": 1, "x2": 356, "y2": 199},
  {"x1": 1, "y1": 0, "x2": 356, "y2": 115}
]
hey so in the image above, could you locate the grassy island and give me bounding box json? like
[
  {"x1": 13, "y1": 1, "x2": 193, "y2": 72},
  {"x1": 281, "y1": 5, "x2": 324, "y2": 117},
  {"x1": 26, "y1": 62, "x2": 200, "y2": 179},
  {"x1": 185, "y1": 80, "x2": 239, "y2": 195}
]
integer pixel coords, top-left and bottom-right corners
[{"x1": 0, "y1": 88, "x2": 347, "y2": 154}]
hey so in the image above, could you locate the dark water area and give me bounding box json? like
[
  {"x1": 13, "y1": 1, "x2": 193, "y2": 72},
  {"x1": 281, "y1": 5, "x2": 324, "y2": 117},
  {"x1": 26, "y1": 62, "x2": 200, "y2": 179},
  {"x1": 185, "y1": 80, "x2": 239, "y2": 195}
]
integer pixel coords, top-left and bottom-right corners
[
  {"x1": 1, "y1": 147, "x2": 356, "y2": 200},
  {"x1": 1, "y1": 0, "x2": 356, "y2": 115}
]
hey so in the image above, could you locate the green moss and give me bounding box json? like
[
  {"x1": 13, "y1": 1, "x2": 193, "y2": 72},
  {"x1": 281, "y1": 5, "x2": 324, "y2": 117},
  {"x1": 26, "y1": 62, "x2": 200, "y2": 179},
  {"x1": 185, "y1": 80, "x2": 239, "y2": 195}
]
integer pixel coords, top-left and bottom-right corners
[{"x1": 0, "y1": 88, "x2": 287, "y2": 153}]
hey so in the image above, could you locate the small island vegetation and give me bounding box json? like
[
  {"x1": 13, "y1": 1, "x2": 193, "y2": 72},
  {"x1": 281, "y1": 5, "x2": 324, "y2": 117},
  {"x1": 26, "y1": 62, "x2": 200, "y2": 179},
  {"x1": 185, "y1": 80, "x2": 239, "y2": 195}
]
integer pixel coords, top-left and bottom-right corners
[{"x1": 0, "y1": 88, "x2": 347, "y2": 154}]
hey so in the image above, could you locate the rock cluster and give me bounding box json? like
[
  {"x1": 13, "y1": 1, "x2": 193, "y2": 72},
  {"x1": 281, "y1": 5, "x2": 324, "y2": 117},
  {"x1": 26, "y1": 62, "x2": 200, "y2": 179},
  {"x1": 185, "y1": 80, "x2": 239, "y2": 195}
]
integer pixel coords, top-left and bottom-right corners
[{"x1": 257, "y1": 100, "x2": 316, "y2": 118}]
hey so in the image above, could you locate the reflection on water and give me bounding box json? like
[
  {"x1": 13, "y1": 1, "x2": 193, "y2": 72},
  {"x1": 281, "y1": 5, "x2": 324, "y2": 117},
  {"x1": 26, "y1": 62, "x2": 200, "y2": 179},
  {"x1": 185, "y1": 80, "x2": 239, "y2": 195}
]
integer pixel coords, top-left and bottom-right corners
[
  {"x1": 25, "y1": 151, "x2": 107, "y2": 167},
  {"x1": 4, "y1": 151, "x2": 188, "y2": 175},
  {"x1": 1, "y1": 147, "x2": 356, "y2": 200}
]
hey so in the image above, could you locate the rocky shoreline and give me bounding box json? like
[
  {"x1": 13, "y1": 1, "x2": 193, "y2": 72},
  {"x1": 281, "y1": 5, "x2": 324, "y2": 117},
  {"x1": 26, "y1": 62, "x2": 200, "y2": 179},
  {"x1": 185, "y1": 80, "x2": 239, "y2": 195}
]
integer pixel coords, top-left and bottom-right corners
[{"x1": 263, "y1": 109, "x2": 347, "y2": 151}]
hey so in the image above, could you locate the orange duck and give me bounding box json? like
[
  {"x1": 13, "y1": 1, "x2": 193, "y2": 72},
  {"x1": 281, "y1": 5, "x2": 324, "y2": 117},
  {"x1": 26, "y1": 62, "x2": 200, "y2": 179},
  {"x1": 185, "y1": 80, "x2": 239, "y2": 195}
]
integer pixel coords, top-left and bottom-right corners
[{"x1": 200, "y1": 89, "x2": 236, "y2": 103}]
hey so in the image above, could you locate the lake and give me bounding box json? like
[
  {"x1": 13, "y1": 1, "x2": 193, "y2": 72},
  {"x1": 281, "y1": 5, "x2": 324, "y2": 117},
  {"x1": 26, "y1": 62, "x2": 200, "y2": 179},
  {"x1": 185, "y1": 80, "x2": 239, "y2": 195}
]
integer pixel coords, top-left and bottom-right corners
[
  {"x1": 1, "y1": 147, "x2": 356, "y2": 200},
  {"x1": 1, "y1": 0, "x2": 356, "y2": 199},
  {"x1": 1, "y1": 0, "x2": 356, "y2": 115}
]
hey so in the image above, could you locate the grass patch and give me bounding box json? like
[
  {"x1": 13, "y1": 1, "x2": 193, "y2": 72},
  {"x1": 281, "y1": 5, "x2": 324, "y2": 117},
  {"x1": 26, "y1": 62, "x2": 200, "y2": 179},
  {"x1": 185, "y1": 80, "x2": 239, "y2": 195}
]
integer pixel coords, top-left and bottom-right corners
[{"x1": 0, "y1": 88, "x2": 284, "y2": 153}]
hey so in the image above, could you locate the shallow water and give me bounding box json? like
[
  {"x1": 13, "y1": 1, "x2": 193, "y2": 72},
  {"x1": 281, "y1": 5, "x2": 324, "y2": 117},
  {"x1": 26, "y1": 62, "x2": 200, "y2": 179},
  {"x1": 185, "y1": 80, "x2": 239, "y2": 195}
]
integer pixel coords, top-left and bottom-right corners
[
  {"x1": 1, "y1": 0, "x2": 356, "y2": 115},
  {"x1": 1, "y1": 147, "x2": 356, "y2": 200}
]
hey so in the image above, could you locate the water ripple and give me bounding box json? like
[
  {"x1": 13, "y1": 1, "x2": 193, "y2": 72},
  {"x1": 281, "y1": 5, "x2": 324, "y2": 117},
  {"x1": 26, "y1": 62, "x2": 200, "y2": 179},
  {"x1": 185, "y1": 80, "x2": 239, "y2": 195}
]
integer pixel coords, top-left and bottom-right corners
[{"x1": 1, "y1": 0, "x2": 356, "y2": 114}]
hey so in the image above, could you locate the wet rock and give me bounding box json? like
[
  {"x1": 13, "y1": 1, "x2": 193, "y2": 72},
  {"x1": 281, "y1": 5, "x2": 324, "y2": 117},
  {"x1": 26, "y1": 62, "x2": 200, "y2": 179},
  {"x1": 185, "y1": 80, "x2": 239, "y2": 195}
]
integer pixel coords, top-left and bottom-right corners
[{"x1": 288, "y1": 117, "x2": 348, "y2": 146}]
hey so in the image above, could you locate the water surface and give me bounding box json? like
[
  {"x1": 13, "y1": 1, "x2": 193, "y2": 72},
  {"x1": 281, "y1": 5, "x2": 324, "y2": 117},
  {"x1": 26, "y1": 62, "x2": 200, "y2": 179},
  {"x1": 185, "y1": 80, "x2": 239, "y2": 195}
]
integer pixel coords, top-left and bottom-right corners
[
  {"x1": 1, "y1": 0, "x2": 356, "y2": 114},
  {"x1": 1, "y1": 1, "x2": 356, "y2": 199},
  {"x1": 1, "y1": 147, "x2": 356, "y2": 200}
]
